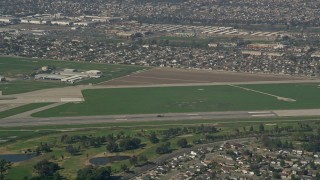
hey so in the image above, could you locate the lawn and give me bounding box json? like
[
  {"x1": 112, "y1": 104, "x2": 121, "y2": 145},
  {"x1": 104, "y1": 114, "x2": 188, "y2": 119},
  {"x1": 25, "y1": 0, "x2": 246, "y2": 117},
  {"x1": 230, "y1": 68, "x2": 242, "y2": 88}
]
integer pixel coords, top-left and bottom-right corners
[
  {"x1": 33, "y1": 83, "x2": 320, "y2": 117},
  {"x1": 0, "y1": 56, "x2": 147, "y2": 95},
  {"x1": 0, "y1": 80, "x2": 65, "y2": 95},
  {"x1": 0, "y1": 103, "x2": 51, "y2": 119}
]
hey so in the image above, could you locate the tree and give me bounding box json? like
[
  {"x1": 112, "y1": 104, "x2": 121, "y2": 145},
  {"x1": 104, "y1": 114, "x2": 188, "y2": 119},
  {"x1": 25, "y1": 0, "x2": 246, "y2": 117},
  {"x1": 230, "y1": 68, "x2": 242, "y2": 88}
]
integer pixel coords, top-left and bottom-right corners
[
  {"x1": 36, "y1": 142, "x2": 52, "y2": 153},
  {"x1": 29, "y1": 172, "x2": 63, "y2": 180},
  {"x1": 106, "y1": 141, "x2": 119, "y2": 153},
  {"x1": 261, "y1": 135, "x2": 271, "y2": 147},
  {"x1": 149, "y1": 132, "x2": 159, "y2": 144},
  {"x1": 120, "y1": 164, "x2": 129, "y2": 174},
  {"x1": 129, "y1": 156, "x2": 138, "y2": 166},
  {"x1": 274, "y1": 125, "x2": 280, "y2": 133},
  {"x1": 138, "y1": 155, "x2": 148, "y2": 164},
  {"x1": 249, "y1": 125, "x2": 254, "y2": 132},
  {"x1": 65, "y1": 145, "x2": 79, "y2": 155},
  {"x1": 0, "y1": 159, "x2": 12, "y2": 180},
  {"x1": 33, "y1": 159, "x2": 60, "y2": 177},
  {"x1": 177, "y1": 138, "x2": 188, "y2": 148},
  {"x1": 76, "y1": 166, "x2": 111, "y2": 180},
  {"x1": 156, "y1": 142, "x2": 171, "y2": 154},
  {"x1": 118, "y1": 138, "x2": 141, "y2": 151},
  {"x1": 242, "y1": 127, "x2": 246, "y2": 132},
  {"x1": 259, "y1": 123, "x2": 265, "y2": 132},
  {"x1": 272, "y1": 172, "x2": 281, "y2": 179}
]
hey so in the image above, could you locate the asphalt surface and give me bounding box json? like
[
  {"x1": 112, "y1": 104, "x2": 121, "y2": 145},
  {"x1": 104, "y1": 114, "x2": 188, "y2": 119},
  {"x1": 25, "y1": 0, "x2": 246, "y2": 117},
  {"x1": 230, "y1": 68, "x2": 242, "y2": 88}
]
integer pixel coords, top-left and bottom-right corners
[{"x1": 0, "y1": 110, "x2": 279, "y2": 127}]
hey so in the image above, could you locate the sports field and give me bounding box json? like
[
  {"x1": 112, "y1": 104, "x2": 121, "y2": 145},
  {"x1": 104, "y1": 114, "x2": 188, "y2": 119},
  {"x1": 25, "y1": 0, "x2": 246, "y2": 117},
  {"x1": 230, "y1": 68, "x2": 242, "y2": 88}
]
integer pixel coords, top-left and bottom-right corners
[
  {"x1": 33, "y1": 83, "x2": 320, "y2": 117},
  {"x1": 0, "y1": 57, "x2": 146, "y2": 95}
]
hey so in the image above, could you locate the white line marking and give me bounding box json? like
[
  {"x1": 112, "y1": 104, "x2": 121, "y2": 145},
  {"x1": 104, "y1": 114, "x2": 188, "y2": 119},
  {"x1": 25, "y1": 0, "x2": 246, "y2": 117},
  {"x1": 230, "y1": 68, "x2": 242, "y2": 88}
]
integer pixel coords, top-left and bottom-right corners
[
  {"x1": 252, "y1": 114, "x2": 276, "y2": 117},
  {"x1": 187, "y1": 114, "x2": 199, "y2": 116},
  {"x1": 229, "y1": 84, "x2": 296, "y2": 102},
  {"x1": 248, "y1": 111, "x2": 271, "y2": 114},
  {"x1": 188, "y1": 116, "x2": 202, "y2": 119},
  {"x1": 115, "y1": 119, "x2": 128, "y2": 121},
  {"x1": 114, "y1": 116, "x2": 127, "y2": 118}
]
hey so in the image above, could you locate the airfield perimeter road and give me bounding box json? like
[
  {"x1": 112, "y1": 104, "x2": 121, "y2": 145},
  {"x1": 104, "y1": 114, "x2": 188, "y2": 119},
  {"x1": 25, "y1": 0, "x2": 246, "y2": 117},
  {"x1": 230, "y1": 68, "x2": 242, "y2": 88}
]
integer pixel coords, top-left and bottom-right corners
[{"x1": 1, "y1": 109, "x2": 320, "y2": 127}]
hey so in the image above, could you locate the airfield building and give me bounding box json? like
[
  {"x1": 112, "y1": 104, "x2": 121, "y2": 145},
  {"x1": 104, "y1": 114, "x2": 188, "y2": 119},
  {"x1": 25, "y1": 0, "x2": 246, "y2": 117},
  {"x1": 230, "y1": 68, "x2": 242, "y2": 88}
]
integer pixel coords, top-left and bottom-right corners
[
  {"x1": 0, "y1": 76, "x2": 6, "y2": 82},
  {"x1": 34, "y1": 74, "x2": 66, "y2": 81},
  {"x1": 34, "y1": 69, "x2": 103, "y2": 84},
  {"x1": 86, "y1": 70, "x2": 103, "y2": 77}
]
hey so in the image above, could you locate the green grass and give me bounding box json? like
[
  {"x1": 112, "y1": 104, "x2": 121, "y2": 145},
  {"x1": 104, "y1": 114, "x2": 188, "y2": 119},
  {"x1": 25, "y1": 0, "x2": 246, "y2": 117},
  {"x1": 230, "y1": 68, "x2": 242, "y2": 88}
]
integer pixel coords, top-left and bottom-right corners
[
  {"x1": 0, "y1": 103, "x2": 51, "y2": 119},
  {"x1": 33, "y1": 83, "x2": 320, "y2": 117},
  {"x1": 0, "y1": 56, "x2": 148, "y2": 95},
  {"x1": 0, "y1": 80, "x2": 65, "y2": 95},
  {"x1": 7, "y1": 163, "x2": 34, "y2": 179}
]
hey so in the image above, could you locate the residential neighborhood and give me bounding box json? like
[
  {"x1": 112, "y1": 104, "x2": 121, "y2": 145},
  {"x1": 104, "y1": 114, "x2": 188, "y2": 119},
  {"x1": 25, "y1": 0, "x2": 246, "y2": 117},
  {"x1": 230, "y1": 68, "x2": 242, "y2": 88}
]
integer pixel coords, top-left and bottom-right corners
[{"x1": 137, "y1": 139, "x2": 320, "y2": 179}]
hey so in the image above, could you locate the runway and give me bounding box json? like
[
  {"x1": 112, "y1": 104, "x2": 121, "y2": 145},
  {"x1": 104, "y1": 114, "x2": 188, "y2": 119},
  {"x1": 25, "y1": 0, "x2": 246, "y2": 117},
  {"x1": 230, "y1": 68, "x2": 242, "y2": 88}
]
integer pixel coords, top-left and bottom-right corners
[{"x1": 0, "y1": 110, "x2": 280, "y2": 127}]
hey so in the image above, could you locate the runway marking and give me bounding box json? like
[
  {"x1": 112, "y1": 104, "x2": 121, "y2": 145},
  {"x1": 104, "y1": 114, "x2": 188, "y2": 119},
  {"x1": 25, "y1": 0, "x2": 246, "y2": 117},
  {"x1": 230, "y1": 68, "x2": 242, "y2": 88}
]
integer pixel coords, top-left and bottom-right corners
[
  {"x1": 188, "y1": 116, "x2": 202, "y2": 119},
  {"x1": 115, "y1": 119, "x2": 128, "y2": 121},
  {"x1": 187, "y1": 114, "x2": 199, "y2": 116},
  {"x1": 229, "y1": 84, "x2": 296, "y2": 102},
  {"x1": 248, "y1": 111, "x2": 271, "y2": 114},
  {"x1": 114, "y1": 115, "x2": 127, "y2": 118},
  {"x1": 251, "y1": 114, "x2": 276, "y2": 117}
]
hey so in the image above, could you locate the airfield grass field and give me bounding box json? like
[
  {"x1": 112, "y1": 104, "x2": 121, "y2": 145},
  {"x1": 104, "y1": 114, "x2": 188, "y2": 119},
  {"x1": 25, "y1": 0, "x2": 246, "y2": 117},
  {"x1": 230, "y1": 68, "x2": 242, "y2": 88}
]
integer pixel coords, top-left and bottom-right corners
[
  {"x1": 0, "y1": 80, "x2": 65, "y2": 95},
  {"x1": 0, "y1": 103, "x2": 51, "y2": 119},
  {"x1": 0, "y1": 56, "x2": 147, "y2": 95},
  {"x1": 33, "y1": 83, "x2": 320, "y2": 117}
]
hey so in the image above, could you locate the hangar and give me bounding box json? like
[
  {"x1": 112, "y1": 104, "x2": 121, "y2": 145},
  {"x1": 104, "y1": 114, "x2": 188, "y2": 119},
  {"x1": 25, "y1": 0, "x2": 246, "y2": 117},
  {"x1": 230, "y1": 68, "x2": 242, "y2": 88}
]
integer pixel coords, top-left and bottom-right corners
[{"x1": 34, "y1": 74, "x2": 67, "y2": 81}]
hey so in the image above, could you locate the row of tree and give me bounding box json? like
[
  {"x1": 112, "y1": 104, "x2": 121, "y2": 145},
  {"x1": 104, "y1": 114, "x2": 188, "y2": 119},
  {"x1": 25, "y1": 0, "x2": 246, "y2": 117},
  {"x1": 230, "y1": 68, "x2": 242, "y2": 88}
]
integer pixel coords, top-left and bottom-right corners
[{"x1": 106, "y1": 137, "x2": 142, "y2": 153}]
